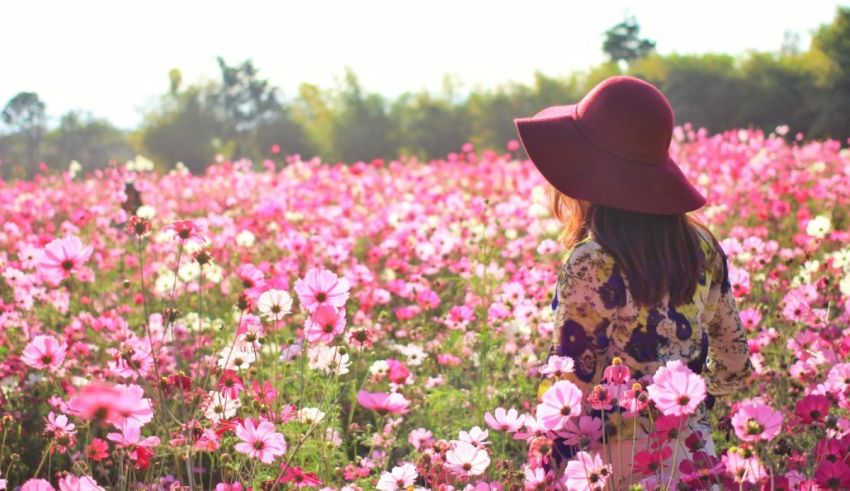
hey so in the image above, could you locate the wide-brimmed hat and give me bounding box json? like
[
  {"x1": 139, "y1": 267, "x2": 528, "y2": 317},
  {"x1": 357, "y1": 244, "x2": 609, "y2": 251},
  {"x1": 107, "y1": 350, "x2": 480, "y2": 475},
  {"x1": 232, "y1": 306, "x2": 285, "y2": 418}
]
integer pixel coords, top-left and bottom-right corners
[{"x1": 514, "y1": 75, "x2": 706, "y2": 215}]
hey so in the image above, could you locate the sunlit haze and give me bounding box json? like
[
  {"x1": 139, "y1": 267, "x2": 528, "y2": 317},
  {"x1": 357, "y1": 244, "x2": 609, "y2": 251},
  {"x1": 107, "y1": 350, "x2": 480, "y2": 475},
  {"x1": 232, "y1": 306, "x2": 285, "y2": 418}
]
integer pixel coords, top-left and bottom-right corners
[{"x1": 1, "y1": 0, "x2": 846, "y2": 128}]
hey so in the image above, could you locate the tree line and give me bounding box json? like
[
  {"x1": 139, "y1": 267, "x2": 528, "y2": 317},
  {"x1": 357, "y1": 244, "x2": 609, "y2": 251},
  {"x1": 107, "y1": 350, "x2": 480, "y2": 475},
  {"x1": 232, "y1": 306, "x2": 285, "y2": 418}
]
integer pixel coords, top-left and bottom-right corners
[{"x1": 1, "y1": 7, "x2": 849, "y2": 178}]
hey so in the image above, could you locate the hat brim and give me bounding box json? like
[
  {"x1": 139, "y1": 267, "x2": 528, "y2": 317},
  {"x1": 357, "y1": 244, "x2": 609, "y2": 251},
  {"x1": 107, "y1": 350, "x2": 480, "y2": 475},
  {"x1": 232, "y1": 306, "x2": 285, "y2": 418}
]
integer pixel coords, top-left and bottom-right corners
[{"x1": 514, "y1": 104, "x2": 706, "y2": 215}]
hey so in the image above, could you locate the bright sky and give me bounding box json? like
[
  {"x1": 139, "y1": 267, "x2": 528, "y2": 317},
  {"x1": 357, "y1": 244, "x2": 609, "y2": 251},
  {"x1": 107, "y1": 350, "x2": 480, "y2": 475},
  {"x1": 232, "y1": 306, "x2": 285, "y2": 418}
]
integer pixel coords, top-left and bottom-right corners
[{"x1": 1, "y1": 0, "x2": 846, "y2": 129}]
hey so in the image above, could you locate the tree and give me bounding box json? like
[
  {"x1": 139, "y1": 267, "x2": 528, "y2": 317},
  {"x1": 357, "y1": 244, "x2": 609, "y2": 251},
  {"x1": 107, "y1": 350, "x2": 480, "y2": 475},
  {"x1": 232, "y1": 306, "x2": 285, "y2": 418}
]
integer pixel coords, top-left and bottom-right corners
[
  {"x1": 45, "y1": 111, "x2": 134, "y2": 173},
  {"x1": 216, "y1": 57, "x2": 280, "y2": 157},
  {"x1": 808, "y1": 6, "x2": 850, "y2": 138},
  {"x1": 2, "y1": 91, "x2": 47, "y2": 167},
  {"x1": 602, "y1": 16, "x2": 656, "y2": 65}
]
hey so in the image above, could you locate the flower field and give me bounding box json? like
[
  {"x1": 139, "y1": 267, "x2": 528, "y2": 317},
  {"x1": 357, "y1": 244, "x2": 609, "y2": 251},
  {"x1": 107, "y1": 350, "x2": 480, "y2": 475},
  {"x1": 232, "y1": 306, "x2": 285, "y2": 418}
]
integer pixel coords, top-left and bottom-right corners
[{"x1": 1, "y1": 126, "x2": 850, "y2": 490}]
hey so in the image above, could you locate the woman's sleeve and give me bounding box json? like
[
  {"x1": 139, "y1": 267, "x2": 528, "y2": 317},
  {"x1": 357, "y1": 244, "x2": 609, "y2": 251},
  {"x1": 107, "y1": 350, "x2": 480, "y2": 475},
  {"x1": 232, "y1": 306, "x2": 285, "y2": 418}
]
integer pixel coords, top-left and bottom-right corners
[
  {"x1": 703, "y1": 246, "x2": 752, "y2": 396},
  {"x1": 552, "y1": 243, "x2": 617, "y2": 393}
]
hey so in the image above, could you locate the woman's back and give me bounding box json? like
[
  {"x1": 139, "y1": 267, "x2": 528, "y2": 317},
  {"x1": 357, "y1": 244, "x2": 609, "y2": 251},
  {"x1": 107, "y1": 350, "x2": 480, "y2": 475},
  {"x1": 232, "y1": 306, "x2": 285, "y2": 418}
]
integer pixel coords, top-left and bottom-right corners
[
  {"x1": 551, "y1": 225, "x2": 750, "y2": 397},
  {"x1": 545, "y1": 224, "x2": 752, "y2": 485}
]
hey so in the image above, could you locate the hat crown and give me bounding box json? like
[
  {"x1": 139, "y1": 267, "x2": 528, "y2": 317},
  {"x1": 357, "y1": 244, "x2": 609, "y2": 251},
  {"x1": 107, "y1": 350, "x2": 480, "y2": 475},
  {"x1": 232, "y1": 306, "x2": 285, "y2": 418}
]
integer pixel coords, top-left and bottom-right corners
[{"x1": 576, "y1": 76, "x2": 674, "y2": 164}]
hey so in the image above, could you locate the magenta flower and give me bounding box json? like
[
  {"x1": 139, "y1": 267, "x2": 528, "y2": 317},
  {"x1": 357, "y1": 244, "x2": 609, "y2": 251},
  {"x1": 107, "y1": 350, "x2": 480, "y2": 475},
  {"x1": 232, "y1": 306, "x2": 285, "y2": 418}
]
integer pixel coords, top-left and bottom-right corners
[
  {"x1": 562, "y1": 451, "x2": 611, "y2": 491},
  {"x1": 294, "y1": 268, "x2": 350, "y2": 312},
  {"x1": 21, "y1": 334, "x2": 67, "y2": 370},
  {"x1": 731, "y1": 401, "x2": 783, "y2": 442},
  {"x1": 38, "y1": 235, "x2": 93, "y2": 285},
  {"x1": 647, "y1": 360, "x2": 706, "y2": 416},
  {"x1": 536, "y1": 380, "x2": 583, "y2": 431},
  {"x1": 796, "y1": 394, "x2": 831, "y2": 424},
  {"x1": 234, "y1": 418, "x2": 287, "y2": 464},
  {"x1": 357, "y1": 390, "x2": 410, "y2": 415},
  {"x1": 484, "y1": 407, "x2": 524, "y2": 433},
  {"x1": 304, "y1": 305, "x2": 346, "y2": 344},
  {"x1": 815, "y1": 461, "x2": 850, "y2": 490}
]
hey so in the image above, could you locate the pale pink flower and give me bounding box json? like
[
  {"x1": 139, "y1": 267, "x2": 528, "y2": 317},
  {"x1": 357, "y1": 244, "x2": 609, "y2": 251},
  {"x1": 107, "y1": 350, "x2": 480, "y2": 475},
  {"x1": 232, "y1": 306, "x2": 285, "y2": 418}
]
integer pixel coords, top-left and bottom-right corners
[
  {"x1": 484, "y1": 407, "x2": 524, "y2": 433},
  {"x1": 257, "y1": 289, "x2": 293, "y2": 321},
  {"x1": 45, "y1": 412, "x2": 76, "y2": 437},
  {"x1": 22, "y1": 335, "x2": 67, "y2": 370},
  {"x1": 731, "y1": 401, "x2": 783, "y2": 442},
  {"x1": 21, "y1": 479, "x2": 54, "y2": 491},
  {"x1": 304, "y1": 305, "x2": 346, "y2": 344},
  {"x1": 106, "y1": 422, "x2": 161, "y2": 449},
  {"x1": 357, "y1": 390, "x2": 410, "y2": 415},
  {"x1": 647, "y1": 360, "x2": 706, "y2": 416},
  {"x1": 722, "y1": 450, "x2": 768, "y2": 484},
  {"x1": 408, "y1": 428, "x2": 434, "y2": 450},
  {"x1": 459, "y1": 426, "x2": 490, "y2": 447},
  {"x1": 536, "y1": 380, "x2": 583, "y2": 431},
  {"x1": 523, "y1": 465, "x2": 553, "y2": 490},
  {"x1": 445, "y1": 440, "x2": 490, "y2": 477},
  {"x1": 38, "y1": 235, "x2": 93, "y2": 285},
  {"x1": 57, "y1": 474, "x2": 105, "y2": 491},
  {"x1": 294, "y1": 268, "x2": 350, "y2": 312},
  {"x1": 539, "y1": 355, "x2": 574, "y2": 379},
  {"x1": 376, "y1": 462, "x2": 418, "y2": 491},
  {"x1": 562, "y1": 451, "x2": 611, "y2": 491},
  {"x1": 234, "y1": 418, "x2": 287, "y2": 464},
  {"x1": 67, "y1": 383, "x2": 153, "y2": 428}
]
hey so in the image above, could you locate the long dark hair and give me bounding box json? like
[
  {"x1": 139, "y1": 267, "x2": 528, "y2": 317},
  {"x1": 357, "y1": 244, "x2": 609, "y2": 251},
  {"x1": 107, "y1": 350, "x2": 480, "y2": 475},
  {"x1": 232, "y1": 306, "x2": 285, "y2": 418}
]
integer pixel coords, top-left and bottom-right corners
[{"x1": 547, "y1": 183, "x2": 718, "y2": 307}]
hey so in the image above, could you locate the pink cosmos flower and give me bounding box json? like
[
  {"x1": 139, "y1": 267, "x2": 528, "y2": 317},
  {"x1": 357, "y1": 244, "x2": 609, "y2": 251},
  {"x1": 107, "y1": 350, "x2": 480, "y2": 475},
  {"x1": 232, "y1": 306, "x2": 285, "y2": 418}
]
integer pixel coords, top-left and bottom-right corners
[
  {"x1": 484, "y1": 407, "x2": 524, "y2": 433},
  {"x1": 234, "y1": 418, "x2": 287, "y2": 464},
  {"x1": 539, "y1": 355, "x2": 575, "y2": 379},
  {"x1": 304, "y1": 305, "x2": 346, "y2": 344},
  {"x1": 294, "y1": 268, "x2": 350, "y2": 312},
  {"x1": 523, "y1": 465, "x2": 554, "y2": 490},
  {"x1": 45, "y1": 412, "x2": 77, "y2": 439},
  {"x1": 408, "y1": 428, "x2": 434, "y2": 450},
  {"x1": 647, "y1": 360, "x2": 706, "y2": 416},
  {"x1": 21, "y1": 479, "x2": 54, "y2": 491},
  {"x1": 164, "y1": 220, "x2": 206, "y2": 243},
  {"x1": 722, "y1": 449, "x2": 767, "y2": 484},
  {"x1": 106, "y1": 422, "x2": 161, "y2": 450},
  {"x1": 38, "y1": 235, "x2": 93, "y2": 285},
  {"x1": 536, "y1": 380, "x2": 583, "y2": 431},
  {"x1": 376, "y1": 462, "x2": 418, "y2": 491},
  {"x1": 562, "y1": 451, "x2": 611, "y2": 491},
  {"x1": 557, "y1": 415, "x2": 603, "y2": 447},
  {"x1": 602, "y1": 358, "x2": 631, "y2": 384},
  {"x1": 445, "y1": 440, "x2": 490, "y2": 477},
  {"x1": 22, "y1": 334, "x2": 67, "y2": 370},
  {"x1": 67, "y1": 383, "x2": 153, "y2": 428},
  {"x1": 57, "y1": 474, "x2": 105, "y2": 491},
  {"x1": 257, "y1": 289, "x2": 293, "y2": 321},
  {"x1": 731, "y1": 401, "x2": 783, "y2": 442},
  {"x1": 357, "y1": 390, "x2": 410, "y2": 415}
]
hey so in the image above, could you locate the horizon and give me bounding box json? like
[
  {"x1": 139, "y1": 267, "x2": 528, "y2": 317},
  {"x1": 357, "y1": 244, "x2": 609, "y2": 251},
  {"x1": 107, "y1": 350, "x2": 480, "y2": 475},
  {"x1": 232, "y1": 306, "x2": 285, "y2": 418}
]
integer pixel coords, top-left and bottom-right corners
[{"x1": 1, "y1": 0, "x2": 847, "y2": 130}]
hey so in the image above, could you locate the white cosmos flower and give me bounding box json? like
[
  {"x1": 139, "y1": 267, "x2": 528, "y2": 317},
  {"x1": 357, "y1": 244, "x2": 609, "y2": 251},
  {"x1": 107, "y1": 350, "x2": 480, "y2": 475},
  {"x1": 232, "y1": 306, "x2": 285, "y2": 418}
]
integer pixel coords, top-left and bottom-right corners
[
  {"x1": 217, "y1": 342, "x2": 257, "y2": 370},
  {"x1": 376, "y1": 463, "x2": 418, "y2": 491},
  {"x1": 296, "y1": 407, "x2": 326, "y2": 424},
  {"x1": 203, "y1": 391, "x2": 241, "y2": 422},
  {"x1": 236, "y1": 230, "x2": 255, "y2": 247},
  {"x1": 806, "y1": 215, "x2": 832, "y2": 239},
  {"x1": 257, "y1": 289, "x2": 293, "y2": 321},
  {"x1": 308, "y1": 346, "x2": 350, "y2": 375}
]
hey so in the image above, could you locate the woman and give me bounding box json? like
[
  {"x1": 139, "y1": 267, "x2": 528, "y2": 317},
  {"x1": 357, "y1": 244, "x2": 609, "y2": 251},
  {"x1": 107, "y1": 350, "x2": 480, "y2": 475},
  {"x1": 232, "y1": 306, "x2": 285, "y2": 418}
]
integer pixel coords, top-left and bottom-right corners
[{"x1": 514, "y1": 76, "x2": 752, "y2": 487}]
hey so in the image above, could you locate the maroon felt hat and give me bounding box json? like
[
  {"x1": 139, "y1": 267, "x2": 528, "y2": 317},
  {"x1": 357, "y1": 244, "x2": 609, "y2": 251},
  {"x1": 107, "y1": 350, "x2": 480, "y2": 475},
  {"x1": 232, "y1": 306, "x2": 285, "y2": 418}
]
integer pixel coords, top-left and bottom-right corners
[{"x1": 514, "y1": 75, "x2": 706, "y2": 215}]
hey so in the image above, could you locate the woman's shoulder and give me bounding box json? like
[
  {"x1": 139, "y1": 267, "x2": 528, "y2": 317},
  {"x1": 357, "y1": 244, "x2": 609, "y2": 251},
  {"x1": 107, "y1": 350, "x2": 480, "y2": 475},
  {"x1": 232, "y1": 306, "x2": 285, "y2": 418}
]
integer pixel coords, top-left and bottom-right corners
[{"x1": 559, "y1": 237, "x2": 615, "y2": 280}]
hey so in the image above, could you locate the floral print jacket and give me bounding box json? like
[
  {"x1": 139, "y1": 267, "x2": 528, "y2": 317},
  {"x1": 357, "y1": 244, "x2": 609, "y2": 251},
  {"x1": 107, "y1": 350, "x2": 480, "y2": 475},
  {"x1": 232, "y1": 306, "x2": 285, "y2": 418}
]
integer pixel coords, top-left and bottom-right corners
[{"x1": 546, "y1": 228, "x2": 752, "y2": 402}]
